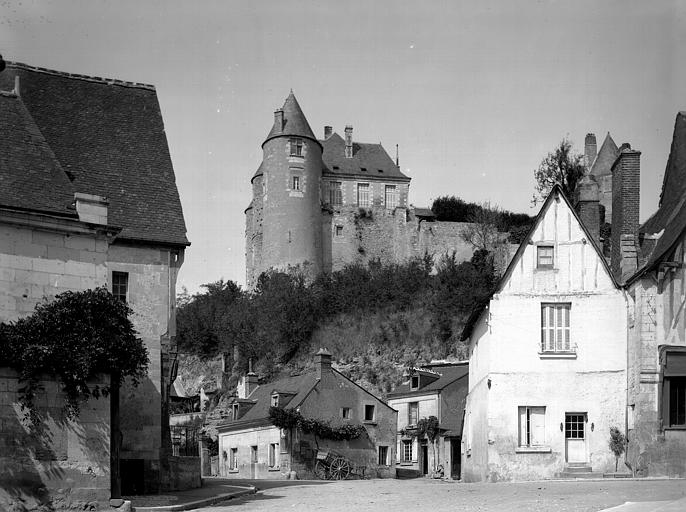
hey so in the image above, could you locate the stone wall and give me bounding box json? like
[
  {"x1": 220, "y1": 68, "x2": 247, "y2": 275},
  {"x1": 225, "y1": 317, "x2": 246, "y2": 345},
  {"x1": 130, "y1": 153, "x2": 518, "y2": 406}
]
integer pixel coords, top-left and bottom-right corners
[
  {"x1": 0, "y1": 368, "x2": 110, "y2": 511},
  {"x1": 166, "y1": 456, "x2": 201, "y2": 491}
]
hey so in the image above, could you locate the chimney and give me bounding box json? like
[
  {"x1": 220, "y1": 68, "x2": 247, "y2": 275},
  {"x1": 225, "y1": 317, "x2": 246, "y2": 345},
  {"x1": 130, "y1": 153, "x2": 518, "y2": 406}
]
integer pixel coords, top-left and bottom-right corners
[
  {"x1": 611, "y1": 145, "x2": 641, "y2": 282},
  {"x1": 584, "y1": 133, "x2": 597, "y2": 171},
  {"x1": 344, "y1": 125, "x2": 353, "y2": 158},
  {"x1": 274, "y1": 109, "x2": 284, "y2": 133},
  {"x1": 316, "y1": 348, "x2": 332, "y2": 381},
  {"x1": 324, "y1": 126, "x2": 333, "y2": 139},
  {"x1": 577, "y1": 175, "x2": 600, "y2": 245},
  {"x1": 237, "y1": 359, "x2": 259, "y2": 399}
]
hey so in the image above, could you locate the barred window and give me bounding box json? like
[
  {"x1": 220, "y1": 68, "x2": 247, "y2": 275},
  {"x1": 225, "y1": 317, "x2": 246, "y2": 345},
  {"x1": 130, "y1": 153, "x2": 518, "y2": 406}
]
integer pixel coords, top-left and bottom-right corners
[
  {"x1": 357, "y1": 183, "x2": 370, "y2": 207},
  {"x1": 329, "y1": 181, "x2": 342, "y2": 206},
  {"x1": 541, "y1": 303, "x2": 571, "y2": 352}
]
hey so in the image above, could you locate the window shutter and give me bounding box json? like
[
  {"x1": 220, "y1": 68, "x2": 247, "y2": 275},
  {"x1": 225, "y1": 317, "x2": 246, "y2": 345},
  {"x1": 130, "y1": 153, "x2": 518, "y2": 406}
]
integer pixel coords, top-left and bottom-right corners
[
  {"x1": 531, "y1": 407, "x2": 545, "y2": 446},
  {"x1": 518, "y1": 407, "x2": 527, "y2": 446}
]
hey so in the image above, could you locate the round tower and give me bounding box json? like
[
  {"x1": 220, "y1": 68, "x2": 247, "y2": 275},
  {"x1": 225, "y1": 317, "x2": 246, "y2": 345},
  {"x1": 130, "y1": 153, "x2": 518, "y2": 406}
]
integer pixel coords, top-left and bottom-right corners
[{"x1": 257, "y1": 92, "x2": 323, "y2": 279}]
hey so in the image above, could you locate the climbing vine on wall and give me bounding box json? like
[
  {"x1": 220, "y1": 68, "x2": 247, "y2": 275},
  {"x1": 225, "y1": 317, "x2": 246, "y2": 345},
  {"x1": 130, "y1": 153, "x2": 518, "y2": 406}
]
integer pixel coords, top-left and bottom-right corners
[
  {"x1": 269, "y1": 406, "x2": 366, "y2": 441},
  {"x1": 0, "y1": 287, "x2": 149, "y2": 420}
]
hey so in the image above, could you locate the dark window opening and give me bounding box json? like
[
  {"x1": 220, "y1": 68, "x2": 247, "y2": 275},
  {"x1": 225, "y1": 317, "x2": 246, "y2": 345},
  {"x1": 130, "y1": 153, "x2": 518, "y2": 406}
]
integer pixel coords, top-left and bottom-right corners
[
  {"x1": 112, "y1": 271, "x2": 128, "y2": 303},
  {"x1": 364, "y1": 404, "x2": 375, "y2": 421}
]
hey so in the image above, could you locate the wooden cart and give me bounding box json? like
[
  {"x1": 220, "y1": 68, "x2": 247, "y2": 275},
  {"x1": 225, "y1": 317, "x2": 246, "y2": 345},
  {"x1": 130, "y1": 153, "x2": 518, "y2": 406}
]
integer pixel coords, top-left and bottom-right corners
[{"x1": 313, "y1": 449, "x2": 366, "y2": 480}]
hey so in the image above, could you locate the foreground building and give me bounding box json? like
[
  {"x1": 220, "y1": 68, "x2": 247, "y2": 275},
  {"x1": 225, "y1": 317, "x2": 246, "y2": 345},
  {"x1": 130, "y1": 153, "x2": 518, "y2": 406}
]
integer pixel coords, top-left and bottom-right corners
[
  {"x1": 217, "y1": 350, "x2": 397, "y2": 479},
  {"x1": 0, "y1": 61, "x2": 190, "y2": 507},
  {"x1": 461, "y1": 185, "x2": 627, "y2": 482}
]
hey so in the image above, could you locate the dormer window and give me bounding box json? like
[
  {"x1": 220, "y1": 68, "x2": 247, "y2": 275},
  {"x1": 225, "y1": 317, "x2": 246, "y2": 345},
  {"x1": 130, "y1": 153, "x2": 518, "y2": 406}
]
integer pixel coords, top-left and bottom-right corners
[
  {"x1": 289, "y1": 138, "x2": 303, "y2": 157},
  {"x1": 231, "y1": 403, "x2": 240, "y2": 420},
  {"x1": 410, "y1": 375, "x2": 419, "y2": 390},
  {"x1": 360, "y1": 167, "x2": 367, "y2": 172},
  {"x1": 271, "y1": 393, "x2": 280, "y2": 407}
]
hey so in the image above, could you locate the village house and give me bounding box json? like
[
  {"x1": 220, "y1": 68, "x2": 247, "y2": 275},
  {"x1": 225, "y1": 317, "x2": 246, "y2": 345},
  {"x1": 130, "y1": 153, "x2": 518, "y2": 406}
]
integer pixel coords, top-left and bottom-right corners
[
  {"x1": 386, "y1": 362, "x2": 468, "y2": 480},
  {"x1": 0, "y1": 61, "x2": 190, "y2": 508},
  {"x1": 623, "y1": 112, "x2": 686, "y2": 477},
  {"x1": 217, "y1": 349, "x2": 397, "y2": 480},
  {"x1": 461, "y1": 183, "x2": 628, "y2": 482}
]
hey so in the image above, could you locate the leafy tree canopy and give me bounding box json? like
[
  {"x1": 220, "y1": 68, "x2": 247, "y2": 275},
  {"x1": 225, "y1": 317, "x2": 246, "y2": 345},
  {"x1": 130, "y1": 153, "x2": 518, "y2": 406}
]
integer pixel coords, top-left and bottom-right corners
[
  {"x1": 533, "y1": 138, "x2": 585, "y2": 205},
  {"x1": 0, "y1": 287, "x2": 148, "y2": 419}
]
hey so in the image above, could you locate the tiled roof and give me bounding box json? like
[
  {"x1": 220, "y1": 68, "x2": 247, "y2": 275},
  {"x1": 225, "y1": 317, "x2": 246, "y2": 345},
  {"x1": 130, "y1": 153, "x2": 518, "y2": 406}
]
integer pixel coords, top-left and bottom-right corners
[
  {"x1": 0, "y1": 62, "x2": 189, "y2": 246},
  {"x1": 264, "y1": 92, "x2": 317, "y2": 145},
  {"x1": 632, "y1": 112, "x2": 686, "y2": 277},
  {"x1": 590, "y1": 132, "x2": 619, "y2": 178},
  {"x1": 386, "y1": 364, "x2": 468, "y2": 398},
  {"x1": 321, "y1": 133, "x2": 410, "y2": 181},
  {"x1": 413, "y1": 207, "x2": 436, "y2": 219},
  {"x1": 0, "y1": 93, "x2": 76, "y2": 217}
]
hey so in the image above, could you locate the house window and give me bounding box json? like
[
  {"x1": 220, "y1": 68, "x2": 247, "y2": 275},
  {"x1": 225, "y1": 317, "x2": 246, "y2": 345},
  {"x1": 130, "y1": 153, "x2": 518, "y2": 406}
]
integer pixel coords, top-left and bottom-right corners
[
  {"x1": 408, "y1": 402, "x2": 419, "y2": 425},
  {"x1": 230, "y1": 447, "x2": 238, "y2": 470},
  {"x1": 364, "y1": 404, "x2": 376, "y2": 422},
  {"x1": 341, "y1": 407, "x2": 351, "y2": 419},
  {"x1": 357, "y1": 183, "x2": 370, "y2": 207},
  {"x1": 329, "y1": 181, "x2": 342, "y2": 206},
  {"x1": 518, "y1": 406, "x2": 546, "y2": 447},
  {"x1": 335, "y1": 225, "x2": 344, "y2": 237},
  {"x1": 292, "y1": 175, "x2": 301, "y2": 191},
  {"x1": 378, "y1": 446, "x2": 389, "y2": 466},
  {"x1": 385, "y1": 185, "x2": 398, "y2": 209},
  {"x1": 271, "y1": 394, "x2": 279, "y2": 407},
  {"x1": 269, "y1": 443, "x2": 279, "y2": 467},
  {"x1": 289, "y1": 138, "x2": 303, "y2": 156},
  {"x1": 541, "y1": 303, "x2": 571, "y2": 353},
  {"x1": 662, "y1": 351, "x2": 686, "y2": 427},
  {"x1": 537, "y1": 245, "x2": 554, "y2": 268},
  {"x1": 231, "y1": 403, "x2": 240, "y2": 420},
  {"x1": 250, "y1": 445, "x2": 258, "y2": 463},
  {"x1": 401, "y1": 440, "x2": 413, "y2": 462},
  {"x1": 565, "y1": 413, "x2": 585, "y2": 439},
  {"x1": 410, "y1": 375, "x2": 419, "y2": 390},
  {"x1": 112, "y1": 271, "x2": 128, "y2": 302}
]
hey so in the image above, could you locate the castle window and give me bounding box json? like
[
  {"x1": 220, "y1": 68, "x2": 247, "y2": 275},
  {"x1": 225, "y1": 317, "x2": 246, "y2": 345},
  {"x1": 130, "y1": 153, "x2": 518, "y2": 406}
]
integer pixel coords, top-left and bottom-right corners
[
  {"x1": 357, "y1": 183, "x2": 370, "y2": 207},
  {"x1": 537, "y1": 245, "x2": 554, "y2": 268},
  {"x1": 329, "y1": 181, "x2": 342, "y2": 206},
  {"x1": 292, "y1": 175, "x2": 301, "y2": 191},
  {"x1": 385, "y1": 185, "x2": 398, "y2": 209},
  {"x1": 112, "y1": 271, "x2": 128, "y2": 303},
  {"x1": 335, "y1": 225, "x2": 344, "y2": 237},
  {"x1": 541, "y1": 303, "x2": 571, "y2": 353},
  {"x1": 289, "y1": 138, "x2": 303, "y2": 157}
]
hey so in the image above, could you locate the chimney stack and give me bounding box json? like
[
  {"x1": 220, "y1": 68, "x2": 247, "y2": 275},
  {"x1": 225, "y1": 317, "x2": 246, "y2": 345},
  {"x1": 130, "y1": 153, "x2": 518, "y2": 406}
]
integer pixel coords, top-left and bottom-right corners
[
  {"x1": 237, "y1": 359, "x2": 259, "y2": 399},
  {"x1": 584, "y1": 133, "x2": 597, "y2": 172},
  {"x1": 316, "y1": 348, "x2": 332, "y2": 382},
  {"x1": 611, "y1": 145, "x2": 641, "y2": 282},
  {"x1": 274, "y1": 109, "x2": 284, "y2": 133},
  {"x1": 324, "y1": 126, "x2": 333, "y2": 139},
  {"x1": 577, "y1": 175, "x2": 600, "y2": 245},
  {"x1": 344, "y1": 125, "x2": 353, "y2": 158}
]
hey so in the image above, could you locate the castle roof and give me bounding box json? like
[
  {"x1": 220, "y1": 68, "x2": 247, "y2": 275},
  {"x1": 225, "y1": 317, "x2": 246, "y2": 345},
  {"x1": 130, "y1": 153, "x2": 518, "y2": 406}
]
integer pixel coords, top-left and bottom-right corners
[
  {"x1": 320, "y1": 132, "x2": 410, "y2": 181},
  {"x1": 263, "y1": 91, "x2": 318, "y2": 145},
  {"x1": 589, "y1": 132, "x2": 619, "y2": 178},
  {"x1": 0, "y1": 62, "x2": 189, "y2": 246}
]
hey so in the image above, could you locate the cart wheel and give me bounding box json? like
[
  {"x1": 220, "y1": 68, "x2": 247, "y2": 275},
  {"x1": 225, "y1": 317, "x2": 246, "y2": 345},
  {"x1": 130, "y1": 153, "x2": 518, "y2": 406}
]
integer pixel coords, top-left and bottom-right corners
[
  {"x1": 329, "y1": 457, "x2": 351, "y2": 480},
  {"x1": 314, "y1": 460, "x2": 328, "y2": 480}
]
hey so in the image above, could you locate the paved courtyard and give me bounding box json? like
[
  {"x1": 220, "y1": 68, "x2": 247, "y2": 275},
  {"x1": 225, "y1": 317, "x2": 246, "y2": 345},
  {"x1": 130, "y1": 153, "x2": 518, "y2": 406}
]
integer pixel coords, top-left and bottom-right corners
[{"x1": 197, "y1": 478, "x2": 686, "y2": 512}]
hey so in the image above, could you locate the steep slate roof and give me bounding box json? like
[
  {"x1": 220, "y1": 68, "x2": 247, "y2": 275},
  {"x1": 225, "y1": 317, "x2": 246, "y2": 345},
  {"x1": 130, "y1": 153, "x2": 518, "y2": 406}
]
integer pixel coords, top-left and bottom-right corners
[
  {"x1": 263, "y1": 91, "x2": 318, "y2": 145},
  {"x1": 629, "y1": 112, "x2": 686, "y2": 279},
  {"x1": 0, "y1": 92, "x2": 76, "y2": 217},
  {"x1": 461, "y1": 185, "x2": 617, "y2": 340},
  {"x1": 590, "y1": 132, "x2": 619, "y2": 178},
  {"x1": 386, "y1": 364, "x2": 468, "y2": 398},
  {"x1": 0, "y1": 62, "x2": 188, "y2": 246},
  {"x1": 320, "y1": 133, "x2": 410, "y2": 181}
]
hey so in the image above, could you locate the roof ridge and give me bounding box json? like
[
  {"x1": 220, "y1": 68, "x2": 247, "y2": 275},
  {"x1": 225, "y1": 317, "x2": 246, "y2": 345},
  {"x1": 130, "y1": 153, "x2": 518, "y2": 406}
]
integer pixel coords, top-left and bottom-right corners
[{"x1": 7, "y1": 61, "x2": 156, "y2": 91}]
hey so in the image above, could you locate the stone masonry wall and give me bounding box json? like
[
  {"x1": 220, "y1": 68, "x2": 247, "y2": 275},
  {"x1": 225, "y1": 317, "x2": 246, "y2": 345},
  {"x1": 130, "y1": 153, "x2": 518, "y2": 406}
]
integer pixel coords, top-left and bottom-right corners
[{"x1": 0, "y1": 369, "x2": 110, "y2": 512}]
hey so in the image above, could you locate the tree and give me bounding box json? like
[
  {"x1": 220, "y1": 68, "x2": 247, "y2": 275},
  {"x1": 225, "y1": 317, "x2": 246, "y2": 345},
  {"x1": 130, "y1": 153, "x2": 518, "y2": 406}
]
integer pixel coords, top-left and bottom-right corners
[
  {"x1": 533, "y1": 138, "x2": 585, "y2": 204},
  {"x1": 609, "y1": 426, "x2": 626, "y2": 472},
  {"x1": 461, "y1": 201, "x2": 503, "y2": 254}
]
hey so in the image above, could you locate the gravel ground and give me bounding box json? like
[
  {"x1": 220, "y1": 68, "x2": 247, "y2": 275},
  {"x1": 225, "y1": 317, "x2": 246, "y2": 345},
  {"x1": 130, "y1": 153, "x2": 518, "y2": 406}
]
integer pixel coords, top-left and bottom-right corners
[{"x1": 196, "y1": 478, "x2": 686, "y2": 512}]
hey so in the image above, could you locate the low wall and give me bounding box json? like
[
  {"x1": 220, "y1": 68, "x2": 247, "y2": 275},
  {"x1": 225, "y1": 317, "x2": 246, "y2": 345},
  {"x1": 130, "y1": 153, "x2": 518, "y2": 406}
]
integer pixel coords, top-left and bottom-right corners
[
  {"x1": 164, "y1": 456, "x2": 201, "y2": 491},
  {"x1": 0, "y1": 368, "x2": 110, "y2": 511}
]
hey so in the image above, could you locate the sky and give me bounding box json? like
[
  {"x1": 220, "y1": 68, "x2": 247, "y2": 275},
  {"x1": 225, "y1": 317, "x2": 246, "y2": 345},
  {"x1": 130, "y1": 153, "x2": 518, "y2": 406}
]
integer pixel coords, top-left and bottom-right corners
[{"x1": 2, "y1": 1, "x2": 684, "y2": 294}]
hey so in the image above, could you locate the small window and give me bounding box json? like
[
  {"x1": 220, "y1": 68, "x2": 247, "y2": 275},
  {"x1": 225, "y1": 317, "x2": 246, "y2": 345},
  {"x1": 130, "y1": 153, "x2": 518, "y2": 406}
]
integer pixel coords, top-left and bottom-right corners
[
  {"x1": 271, "y1": 394, "x2": 279, "y2": 407},
  {"x1": 541, "y1": 303, "x2": 571, "y2": 353},
  {"x1": 292, "y1": 175, "x2": 301, "y2": 191},
  {"x1": 112, "y1": 271, "x2": 128, "y2": 303},
  {"x1": 377, "y1": 169, "x2": 384, "y2": 173},
  {"x1": 329, "y1": 181, "x2": 342, "y2": 206},
  {"x1": 360, "y1": 167, "x2": 367, "y2": 172},
  {"x1": 268, "y1": 443, "x2": 279, "y2": 467},
  {"x1": 289, "y1": 138, "x2": 303, "y2": 157},
  {"x1": 231, "y1": 403, "x2": 240, "y2": 420},
  {"x1": 378, "y1": 445, "x2": 389, "y2": 466},
  {"x1": 332, "y1": 165, "x2": 340, "y2": 170},
  {"x1": 230, "y1": 447, "x2": 238, "y2": 470},
  {"x1": 364, "y1": 404, "x2": 376, "y2": 422},
  {"x1": 250, "y1": 445, "x2": 258, "y2": 463},
  {"x1": 410, "y1": 375, "x2": 419, "y2": 390},
  {"x1": 408, "y1": 402, "x2": 419, "y2": 425},
  {"x1": 537, "y1": 245, "x2": 554, "y2": 268},
  {"x1": 335, "y1": 225, "x2": 344, "y2": 237},
  {"x1": 357, "y1": 183, "x2": 370, "y2": 207},
  {"x1": 401, "y1": 439, "x2": 413, "y2": 462},
  {"x1": 518, "y1": 406, "x2": 546, "y2": 447},
  {"x1": 341, "y1": 407, "x2": 351, "y2": 419}
]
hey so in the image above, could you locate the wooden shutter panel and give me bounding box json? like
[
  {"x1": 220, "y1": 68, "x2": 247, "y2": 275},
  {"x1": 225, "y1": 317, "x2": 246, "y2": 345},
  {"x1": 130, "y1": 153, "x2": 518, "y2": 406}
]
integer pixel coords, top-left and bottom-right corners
[{"x1": 531, "y1": 407, "x2": 546, "y2": 446}]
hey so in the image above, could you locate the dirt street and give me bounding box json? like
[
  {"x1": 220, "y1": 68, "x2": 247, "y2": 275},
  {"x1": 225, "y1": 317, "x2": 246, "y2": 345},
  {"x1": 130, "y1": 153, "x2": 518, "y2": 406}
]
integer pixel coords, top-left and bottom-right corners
[{"x1": 197, "y1": 478, "x2": 686, "y2": 512}]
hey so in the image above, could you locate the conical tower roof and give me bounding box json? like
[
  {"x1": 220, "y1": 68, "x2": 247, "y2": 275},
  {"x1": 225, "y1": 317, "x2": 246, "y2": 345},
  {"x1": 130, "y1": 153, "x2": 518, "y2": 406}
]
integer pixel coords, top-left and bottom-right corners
[
  {"x1": 589, "y1": 132, "x2": 619, "y2": 177},
  {"x1": 263, "y1": 91, "x2": 318, "y2": 146}
]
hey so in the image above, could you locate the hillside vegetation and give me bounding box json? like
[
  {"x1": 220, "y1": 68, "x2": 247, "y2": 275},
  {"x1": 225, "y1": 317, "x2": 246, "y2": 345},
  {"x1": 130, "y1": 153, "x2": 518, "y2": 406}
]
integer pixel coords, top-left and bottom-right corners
[{"x1": 176, "y1": 250, "x2": 497, "y2": 399}]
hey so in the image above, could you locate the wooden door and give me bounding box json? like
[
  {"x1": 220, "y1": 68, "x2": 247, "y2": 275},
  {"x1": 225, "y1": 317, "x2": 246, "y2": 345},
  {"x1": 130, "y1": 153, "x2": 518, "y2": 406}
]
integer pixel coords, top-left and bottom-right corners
[{"x1": 565, "y1": 413, "x2": 587, "y2": 463}]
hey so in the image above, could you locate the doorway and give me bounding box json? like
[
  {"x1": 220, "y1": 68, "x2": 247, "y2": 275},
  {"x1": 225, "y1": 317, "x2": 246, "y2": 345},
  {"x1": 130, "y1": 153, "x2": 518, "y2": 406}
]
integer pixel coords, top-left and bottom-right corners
[
  {"x1": 565, "y1": 413, "x2": 587, "y2": 463},
  {"x1": 421, "y1": 442, "x2": 429, "y2": 475},
  {"x1": 450, "y1": 438, "x2": 461, "y2": 479},
  {"x1": 250, "y1": 445, "x2": 258, "y2": 478}
]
